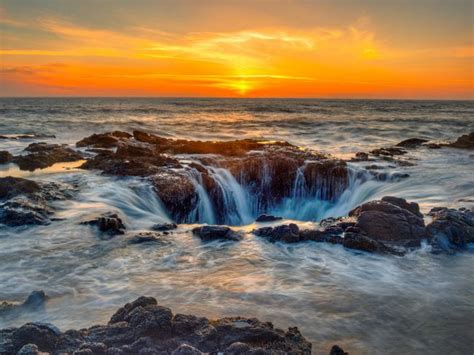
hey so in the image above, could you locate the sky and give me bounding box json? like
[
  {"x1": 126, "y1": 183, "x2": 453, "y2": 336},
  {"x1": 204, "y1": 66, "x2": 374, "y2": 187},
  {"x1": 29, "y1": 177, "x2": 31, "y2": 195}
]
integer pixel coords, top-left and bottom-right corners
[{"x1": 0, "y1": 0, "x2": 473, "y2": 98}]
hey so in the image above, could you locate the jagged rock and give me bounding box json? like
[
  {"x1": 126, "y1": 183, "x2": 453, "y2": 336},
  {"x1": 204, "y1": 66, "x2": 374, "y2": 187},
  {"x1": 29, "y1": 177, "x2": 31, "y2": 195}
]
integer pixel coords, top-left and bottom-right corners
[
  {"x1": 253, "y1": 224, "x2": 300, "y2": 243},
  {"x1": 348, "y1": 196, "x2": 426, "y2": 246},
  {"x1": 445, "y1": 132, "x2": 474, "y2": 149},
  {"x1": 151, "y1": 172, "x2": 197, "y2": 223},
  {"x1": 396, "y1": 138, "x2": 429, "y2": 148},
  {"x1": 16, "y1": 343, "x2": 42, "y2": 355},
  {"x1": 343, "y1": 230, "x2": 404, "y2": 256},
  {"x1": 330, "y1": 345, "x2": 348, "y2": 355},
  {"x1": 0, "y1": 177, "x2": 41, "y2": 200},
  {"x1": 77, "y1": 131, "x2": 349, "y2": 224},
  {"x1": 151, "y1": 223, "x2": 177, "y2": 231},
  {"x1": 0, "y1": 295, "x2": 313, "y2": 354},
  {"x1": 11, "y1": 323, "x2": 61, "y2": 353},
  {"x1": 427, "y1": 207, "x2": 474, "y2": 249},
  {"x1": 0, "y1": 151, "x2": 13, "y2": 164},
  {"x1": 192, "y1": 226, "x2": 242, "y2": 241},
  {"x1": 0, "y1": 198, "x2": 53, "y2": 226},
  {"x1": 255, "y1": 214, "x2": 282, "y2": 222},
  {"x1": 13, "y1": 143, "x2": 83, "y2": 171},
  {"x1": 370, "y1": 147, "x2": 407, "y2": 157},
  {"x1": 83, "y1": 212, "x2": 126, "y2": 236},
  {"x1": 76, "y1": 131, "x2": 132, "y2": 148},
  {"x1": 353, "y1": 151, "x2": 370, "y2": 161}
]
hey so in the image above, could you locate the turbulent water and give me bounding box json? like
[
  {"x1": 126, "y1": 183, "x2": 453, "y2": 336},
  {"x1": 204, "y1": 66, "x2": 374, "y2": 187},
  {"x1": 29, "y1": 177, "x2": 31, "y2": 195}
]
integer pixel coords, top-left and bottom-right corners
[{"x1": 0, "y1": 98, "x2": 473, "y2": 354}]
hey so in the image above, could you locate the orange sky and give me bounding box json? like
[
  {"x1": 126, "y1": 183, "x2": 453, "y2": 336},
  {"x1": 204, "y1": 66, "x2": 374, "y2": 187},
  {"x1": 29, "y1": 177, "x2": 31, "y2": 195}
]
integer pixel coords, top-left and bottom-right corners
[{"x1": 1, "y1": 1, "x2": 473, "y2": 98}]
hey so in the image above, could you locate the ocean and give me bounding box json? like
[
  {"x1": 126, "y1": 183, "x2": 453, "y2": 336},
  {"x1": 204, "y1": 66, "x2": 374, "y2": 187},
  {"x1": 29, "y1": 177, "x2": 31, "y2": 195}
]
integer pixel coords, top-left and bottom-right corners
[{"x1": 0, "y1": 98, "x2": 473, "y2": 354}]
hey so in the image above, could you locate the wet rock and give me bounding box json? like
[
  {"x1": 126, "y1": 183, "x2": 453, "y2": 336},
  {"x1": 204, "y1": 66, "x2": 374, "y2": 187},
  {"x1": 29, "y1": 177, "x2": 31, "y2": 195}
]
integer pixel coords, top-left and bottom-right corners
[
  {"x1": 16, "y1": 343, "x2": 44, "y2": 355},
  {"x1": 0, "y1": 290, "x2": 47, "y2": 315},
  {"x1": 348, "y1": 196, "x2": 426, "y2": 245},
  {"x1": 343, "y1": 231, "x2": 404, "y2": 256},
  {"x1": 13, "y1": 143, "x2": 83, "y2": 171},
  {"x1": 151, "y1": 172, "x2": 197, "y2": 222},
  {"x1": 255, "y1": 214, "x2": 282, "y2": 222},
  {"x1": 253, "y1": 223, "x2": 300, "y2": 243},
  {"x1": 0, "y1": 151, "x2": 13, "y2": 164},
  {"x1": 1, "y1": 296, "x2": 311, "y2": 354},
  {"x1": 0, "y1": 177, "x2": 41, "y2": 200},
  {"x1": 445, "y1": 132, "x2": 474, "y2": 149},
  {"x1": 192, "y1": 225, "x2": 242, "y2": 241},
  {"x1": 330, "y1": 345, "x2": 348, "y2": 355},
  {"x1": 84, "y1": 212, "x2": 126, "y2": 236},
  {"x1": 11, "y1": 323, "x2": 61, "y2": 353},
  {"x1": 76, "y1": 131, "x2": 132, "y2": 148},
  {"x1": 0, "y1": 198, "x2": 53, "y2": 226},
  {"x1": 396, "y1": 138, "x2": 429, "y2": 148},
  {"x1": 151, "y1": 223, "x2": 177, "y2": 231},
  {"x1": 128, "y1": 232, "x2": 164, "y2": 245},
  {"x1": 354, "y1": 151, "x2": 369, "y2": 161},
  {"x1": 425, "y1": 143, "x2": 441, "y2": 149},
  {"x1": 370, "y1": 147, "x2": 407, "y2": 157},
  {"x1": 427, "y1": 207, "x2": 474, "y2": 249}
]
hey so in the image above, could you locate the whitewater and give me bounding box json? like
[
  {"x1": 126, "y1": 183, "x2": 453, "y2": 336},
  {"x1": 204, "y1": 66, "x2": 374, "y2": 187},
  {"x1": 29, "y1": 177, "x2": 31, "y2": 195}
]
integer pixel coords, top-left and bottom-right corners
[{"x1": 0, "y1": 98, "x2": 473, "y2": 354}]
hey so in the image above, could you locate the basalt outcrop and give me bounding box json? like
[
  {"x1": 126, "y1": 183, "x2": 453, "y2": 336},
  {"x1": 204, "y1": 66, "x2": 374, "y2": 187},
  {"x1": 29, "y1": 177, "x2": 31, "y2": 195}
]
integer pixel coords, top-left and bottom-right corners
[
  {"x1": 12, "y1": 142, "x2": 83, "y2": 171},
  {"x1": 427, "y1": 207, "x2": 474, "y2": 251},
  {"x1": 0, "y1": 177, "x2": 75, "y2": 226},
  {"x1": 77, "y1": 131, "x2": 349, "y2": 224},
  {"x1": 0, "y1": 296, "x2": 312, "y2": 354}
]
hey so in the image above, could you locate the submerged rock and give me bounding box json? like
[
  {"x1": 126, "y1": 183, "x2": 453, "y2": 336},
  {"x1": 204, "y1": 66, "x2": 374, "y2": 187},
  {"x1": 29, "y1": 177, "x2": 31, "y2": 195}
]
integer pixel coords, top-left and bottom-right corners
[
  {"x1": 0, "y1": 290, "x2": 47, "y2": 315},
  {"x1": 427, "y1": 207, "x2": 474, "y2": 250},
  {"x1": 445, "y1": 132, "x2": 474, "y2": 149},
  {"x1": 0, "y1": 151, "x2": 13, "y2": 164},
  {"x1": 151, "y1": 222, "x2": 178, "y2": 231},
  {"x1": 192, "y1": 225, "x2": 242, "y2": 241},
  {"x1": 128, "y1": 232, "x2": 165, "y2": 245},
  {"x1": 253, "y1": 223, "x2": 300, "y2": 243},
  {"x1": 13, "y1": 143, "x2": 83, "y2": 171},
  {"x1": 255, "y1": 214, "x2": 282, "y2": 222},
  {"x1": 83, "y1": 212, "x2": 126, "y2": 236},
  {"x1": 0, "y1": 177, "x2": 41, "y2": 200},
  {"x1": 396, "y1": 138, "x2": 429, "y2": 148},
  {"x1": 0, "y1": 296, "x2": 312, "y2": 354}
]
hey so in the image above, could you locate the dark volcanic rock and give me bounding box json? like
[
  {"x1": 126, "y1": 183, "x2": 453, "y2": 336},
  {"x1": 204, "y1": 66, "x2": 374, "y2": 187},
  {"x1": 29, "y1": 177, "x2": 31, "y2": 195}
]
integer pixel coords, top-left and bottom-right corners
[
  {"x1": 77, "y1": 131, "x2": 349, "y2": 224},
  {"x1": 0, "y1": 296, "x2": 311, "y2": 354},
  {"x1": 13, "y1": 142, "x2": 83, "y2": 171},
  {"x1": 0, "y1": 177, "x2": 41, "y2": 200},
  {"x1": 0, "y1": 151, "x2": 13, "y2": 164},
  {"x1": 370, "y1": 147, "x2": 407, "y2": 157},
  {"x1": 253, "y1": 223, "x2": 300, "y2": 243},
  {"x1": 445, "y1": 132, "x2": 474, "y2": 149},
  {"x1": 0, "y1": 198, "x2": 53, "y2": 226},
  {"x1": 0, "y1": 290, "x2": 47, "y2": 315},
  {"x1": 396, "y1": 138, "x2": 429, "y2": 148},
  {"x1": 348, "y1": 196, "x2": 426, "y2": 246},
  {"x1": 255, "y1": 214, "x2": 282, "y2": 222},
  {"x1": 84, "y1": 212, "x2": 126, "y2": 236},
  {"x1": 427, "y1": 207, "x2": 474, "y2": 249},
  {"x1": 330, "y1": 345, "x2": 348, "y2": 355},
  {"x1": 128, "y1": 232, "x2": 165, "y2": 245},
  {"x1": 151, "y1": 223, "x2": 177, "y2": 231},
  {"x1": 76, "y1": 131, "x2": 132, "y2": 148},
  {"x1": 192, "y1": 225, "x2": 242, "y2": 241},
  {"x1": 343, "y1": 231, "x2": 404, "y2": 255}
]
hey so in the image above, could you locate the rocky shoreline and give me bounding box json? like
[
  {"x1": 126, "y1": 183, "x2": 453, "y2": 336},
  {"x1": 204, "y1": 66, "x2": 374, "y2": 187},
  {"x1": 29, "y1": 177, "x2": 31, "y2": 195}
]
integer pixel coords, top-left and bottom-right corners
[
  {"x1": 0, "y1": 131, "x2": 473, "y2": 354},
  {"x1": 0, "y1": 296, "x2": 323, "y2": 355}
]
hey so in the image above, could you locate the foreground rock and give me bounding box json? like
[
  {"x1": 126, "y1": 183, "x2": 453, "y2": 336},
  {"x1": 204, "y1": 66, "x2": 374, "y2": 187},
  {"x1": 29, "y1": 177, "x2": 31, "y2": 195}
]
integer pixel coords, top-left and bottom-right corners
[
  {"x1": 0, "y1": 296, "x2": 312, "y2": 354},
  {"x1": 396, "y1": 138, "x2": 429, "y2": 148},
  {"x1": 78, "y1": 130, "x2": 349, "y2": 224},
  {"x1": 12, "y1": 143, "x2": 83, "y2": 171},
  {"x1": 192, "y1": 225, "x2": 242, "y2": 241},
  {"x1": 0, "y1": 151, "x2": 13, "y2": 164},
  {"x1": 0, "y1": 177, "x2": 75, "y2": 226}
]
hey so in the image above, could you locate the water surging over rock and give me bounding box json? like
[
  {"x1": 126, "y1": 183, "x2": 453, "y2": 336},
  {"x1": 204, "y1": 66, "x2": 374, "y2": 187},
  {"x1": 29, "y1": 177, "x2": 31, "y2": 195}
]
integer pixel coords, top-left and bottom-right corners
[{"x1": 78, "y1": 131, "x2": 352, "y2": 224}]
